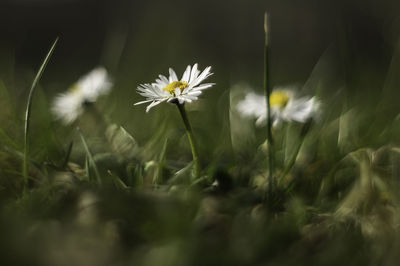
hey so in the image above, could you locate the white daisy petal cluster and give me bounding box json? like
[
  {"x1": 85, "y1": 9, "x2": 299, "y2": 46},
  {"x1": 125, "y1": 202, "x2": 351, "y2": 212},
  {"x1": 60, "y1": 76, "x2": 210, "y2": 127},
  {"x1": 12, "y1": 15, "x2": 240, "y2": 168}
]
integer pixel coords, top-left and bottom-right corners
[
  {"x1": 52, "y1": 67, "x2": 113, "y2": 124},
  {"x1": 135, "y1": 63, "x2": 214, "y2": 112},
  {"x1": 237, "y1": 88, "x2": 320, "y2": 127}
]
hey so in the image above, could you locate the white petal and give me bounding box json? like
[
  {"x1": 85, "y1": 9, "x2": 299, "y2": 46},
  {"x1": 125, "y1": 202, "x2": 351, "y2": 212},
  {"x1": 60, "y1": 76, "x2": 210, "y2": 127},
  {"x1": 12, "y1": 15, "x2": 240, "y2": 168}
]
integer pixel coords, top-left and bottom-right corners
[
  {"x1": 155, "y1": 78, "x2": 169, "y2": 87},
  {"x1": 78, "y1": 67, "x2": 113, "y2": 102},
  {"x1": 181, "y1": 65, "x2": 191, "y2": 82},
  {"x1": 283, "y1": 97, "x2": 316, "y2": 122},
  {"x1": 189, "y1": 63, "x2": 199, "y2": 83},
  {"x1": 52, "y1": 92, "x2": 85, "y2": 124},
  {"x1": 189, "y1": 66, "x2": 212, "y2": 88},
  {"x1": 255, "y1": 114, "x2": 267, "y2": 127},
  {"x1": 236, "y1": 92, "x2": 266, "y2": 119},
  {"x1": 169, "y1": 68, "x2": 178, "y2": 83},
  {"x1": 159, "y1": 75, "x2": 170, "y2": 85},
  {"x1": 167, "y1": 97, "x2": 176, "y2": 102},
  {"x1": 178, "y1": 97, "x2": 185, "y2": 104},
  {"x1": 146, "y1": 99, "x2": 167, "y2": 112},
  {"x1": 190, "y1": 83, "x2": 215, "y2": 92},
  {"x1": 134, "y1": 99, "x2": 155, "y2": 105},
  {"x1": 186, "y1": 91, "x2": 202, "y2": 97},
  {"x1": 183, "y1": 94, "x2": 198, "y2": 101}
]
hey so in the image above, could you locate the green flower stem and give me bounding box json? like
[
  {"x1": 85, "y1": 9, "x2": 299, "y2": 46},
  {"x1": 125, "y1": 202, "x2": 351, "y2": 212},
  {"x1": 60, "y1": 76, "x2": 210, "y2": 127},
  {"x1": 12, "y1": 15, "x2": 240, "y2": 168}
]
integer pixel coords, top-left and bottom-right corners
[
  {"x1": 279, "y1": 120, "x2": 312, "y2": 186},
  {"x1": 176, "y1": 103, "x2": 201, "y2": 179},
  {"x1": 86, "y1": 103, "x2": 109, "y2": 129},
  {"x1": 264, "y1": 12, "x2": 275, "y2": 194}
]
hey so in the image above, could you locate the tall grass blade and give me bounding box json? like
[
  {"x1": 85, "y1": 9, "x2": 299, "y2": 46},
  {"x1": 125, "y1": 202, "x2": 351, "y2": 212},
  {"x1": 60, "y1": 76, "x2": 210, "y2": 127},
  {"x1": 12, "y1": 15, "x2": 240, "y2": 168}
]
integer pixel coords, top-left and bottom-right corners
[
  {"x1": 264, "y1": 12, "x2": 275, "y2": 197},
  {"x1": 23, "y1": 37, "x2": 58, "y2": 195}
]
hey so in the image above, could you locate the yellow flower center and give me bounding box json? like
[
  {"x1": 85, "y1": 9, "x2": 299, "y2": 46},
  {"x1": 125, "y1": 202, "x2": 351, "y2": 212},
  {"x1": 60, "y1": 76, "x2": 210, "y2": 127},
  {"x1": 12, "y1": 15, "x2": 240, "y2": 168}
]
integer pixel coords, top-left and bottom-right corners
[
  {"x1": 68, "y1": 83, "x2": 83, "y2": 96},
  {"x1": 270, "y1": 91, "x2": 289, "y2": 109},
  {"x1": 163, "y1": 81, "x2": 189, "y2": 95}
]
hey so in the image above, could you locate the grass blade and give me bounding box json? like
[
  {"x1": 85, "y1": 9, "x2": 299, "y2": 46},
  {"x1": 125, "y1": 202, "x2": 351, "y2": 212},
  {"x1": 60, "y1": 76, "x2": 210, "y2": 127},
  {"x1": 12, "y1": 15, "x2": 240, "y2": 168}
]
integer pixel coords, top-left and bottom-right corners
[
  {"x1": 0, "y1": 127, "x2": 19, "y2": 149},
  {"x1": 23, "y1": 37, "x2": 58, "y2": 194},
  {"x1": 154, "y1": 138, "x2": 169, "y2": 185},
  {"x1": 62, "y1": 141, "x2": 73, "y2": 169},
  {"x1": 108, "y1": 170, "x2": 129, "y2": 190},
  {"x1": 77, "y1": 127, "x2": 102, "y2": 185}
]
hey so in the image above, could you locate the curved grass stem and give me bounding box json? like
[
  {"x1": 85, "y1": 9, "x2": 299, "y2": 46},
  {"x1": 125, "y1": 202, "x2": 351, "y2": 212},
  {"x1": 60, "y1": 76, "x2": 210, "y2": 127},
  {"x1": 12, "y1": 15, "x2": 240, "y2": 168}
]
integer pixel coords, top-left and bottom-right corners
[{"x1": 23, "y1": 37, "x2": 58, "y2": 195}]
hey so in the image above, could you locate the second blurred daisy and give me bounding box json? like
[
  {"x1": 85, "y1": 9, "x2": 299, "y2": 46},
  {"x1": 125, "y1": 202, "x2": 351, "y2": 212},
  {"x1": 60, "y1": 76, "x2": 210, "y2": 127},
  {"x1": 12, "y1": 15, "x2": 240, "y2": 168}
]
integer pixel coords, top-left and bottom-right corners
[{"x1": 237, "y1": 88, "x2": 320, "y2": 127}]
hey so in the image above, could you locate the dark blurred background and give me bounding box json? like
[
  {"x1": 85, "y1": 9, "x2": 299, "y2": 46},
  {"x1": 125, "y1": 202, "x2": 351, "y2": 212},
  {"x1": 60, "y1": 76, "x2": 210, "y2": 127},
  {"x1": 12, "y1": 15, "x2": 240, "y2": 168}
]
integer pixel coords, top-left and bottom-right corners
[
  {"x1": 1, "y1": 0, "x2": 400, "y2": 146},
  {"x1": 1, "y1": 0, "x2": 400, "y2": 86}
]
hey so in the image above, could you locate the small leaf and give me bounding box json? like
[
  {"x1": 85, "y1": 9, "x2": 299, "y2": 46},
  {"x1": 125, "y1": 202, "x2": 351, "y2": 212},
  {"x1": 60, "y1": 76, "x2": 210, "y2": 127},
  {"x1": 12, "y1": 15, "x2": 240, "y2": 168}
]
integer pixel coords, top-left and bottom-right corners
[{"x1": 105, "y1": 124, "x2": 139, "y2": 158}]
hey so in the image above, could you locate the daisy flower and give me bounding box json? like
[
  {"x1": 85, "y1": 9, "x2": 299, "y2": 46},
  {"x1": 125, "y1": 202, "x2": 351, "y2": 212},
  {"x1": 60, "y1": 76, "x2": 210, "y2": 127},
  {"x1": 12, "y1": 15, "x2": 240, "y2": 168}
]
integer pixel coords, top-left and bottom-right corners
[
  {"x1": 52, "y1": 67, "x2": 113, "y2": 124},
  {"x1": 237, "y1": 88, "x2": 320, "y2": 127},
  {"x1": 135, "y1": 63, "x2": 214, "y2": 112}
]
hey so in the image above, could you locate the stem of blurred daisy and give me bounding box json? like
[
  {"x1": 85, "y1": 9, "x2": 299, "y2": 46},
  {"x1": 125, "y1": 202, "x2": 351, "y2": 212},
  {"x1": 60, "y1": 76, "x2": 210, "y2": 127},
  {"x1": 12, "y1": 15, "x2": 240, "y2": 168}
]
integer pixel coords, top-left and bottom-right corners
[
  {"x1": 264, "y1": 12, "x2": 275, "y2": 198},
  {"x1": 279, "y1": 120, "x2": 312, "y2": 186},
  {"x1": 176, "y1": 103, "x2": 201, "y2": 180},
  {"x1": 85, "y1": 102, "x2": 109, "y2": 130}
]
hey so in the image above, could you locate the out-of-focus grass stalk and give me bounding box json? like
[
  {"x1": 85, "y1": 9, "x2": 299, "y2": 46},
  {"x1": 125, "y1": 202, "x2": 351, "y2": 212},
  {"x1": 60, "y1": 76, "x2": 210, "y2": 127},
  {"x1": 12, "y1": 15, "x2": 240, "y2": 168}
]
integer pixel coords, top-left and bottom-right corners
[
  {"x1": 176, "y1": 103, "x2": 201, "y2": 180},
  {"x1": 86, "y1": 103, "x2": 109, "y2": 128},
  {"x1": 264, "y1": 13, "x2": 275, "y2": 195},
  {"x1": 0, "y1": 127, "x2": 19, "y2": 149},
  {"x1": 23, "y1": 38, "x2": 58, "y2": 195},
  {"x1": 154, "y1": 138, "x2": 169, "y2": 185},
  {"x1": 108, "y1": 170, "x2": 128, "y2": 190},
  {"x1": 279, "y1": 121, "x2": 312, "y2": 185},
  {"x1": 78, "y1": 127, "x2": 102, "y2": 185},
  {"x1": 62, "y1": 141, "x2": 73, "y2": 169}
]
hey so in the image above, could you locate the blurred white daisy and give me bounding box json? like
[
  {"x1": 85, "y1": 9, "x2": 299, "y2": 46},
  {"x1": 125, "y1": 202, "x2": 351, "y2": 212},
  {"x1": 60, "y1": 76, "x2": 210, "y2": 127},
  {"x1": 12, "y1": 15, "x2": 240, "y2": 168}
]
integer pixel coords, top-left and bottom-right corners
[
  {"x1": 237, "y1": 89, "x2": 320, "y2": 127},
  {"x1": 135, "y1": 63, "x2": 214, "y2": 112},
  {"x1": 52, "y1": 67, "x2": 113, "y2": 124}
]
